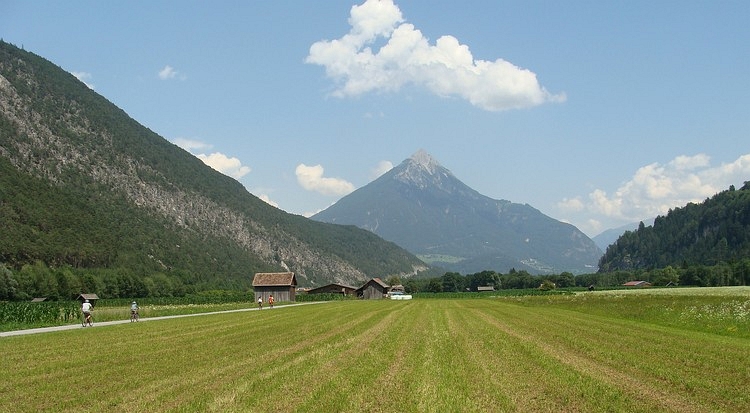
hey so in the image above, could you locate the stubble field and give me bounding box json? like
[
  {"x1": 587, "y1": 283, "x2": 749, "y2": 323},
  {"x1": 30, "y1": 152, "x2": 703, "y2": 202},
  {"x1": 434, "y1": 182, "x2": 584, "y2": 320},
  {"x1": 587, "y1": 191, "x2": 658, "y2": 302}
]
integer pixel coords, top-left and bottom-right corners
[{"x1": 1, "y1": 288, "x2": 748, "y2": 412}]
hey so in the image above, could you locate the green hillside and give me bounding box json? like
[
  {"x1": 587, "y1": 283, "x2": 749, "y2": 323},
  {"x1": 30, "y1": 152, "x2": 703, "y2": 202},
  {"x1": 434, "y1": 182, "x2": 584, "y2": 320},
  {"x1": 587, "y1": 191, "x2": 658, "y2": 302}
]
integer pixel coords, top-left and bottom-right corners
[
  {"x1": 599, "y1": 182, "x2": 750, "y2": 272},
  {"x1": 0, "y1": 40, "x2": 428, "y2": 300}
]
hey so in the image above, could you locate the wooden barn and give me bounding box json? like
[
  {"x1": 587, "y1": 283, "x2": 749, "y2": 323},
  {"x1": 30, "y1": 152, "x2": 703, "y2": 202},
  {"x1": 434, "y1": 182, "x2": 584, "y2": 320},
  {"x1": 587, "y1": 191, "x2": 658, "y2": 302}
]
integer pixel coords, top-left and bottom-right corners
[
  {"x1": 307, "y1": 283, "x2": 357, "y2": 296},
  {"x1": 253, "y1": 272, "x2": 297, "y2": 303},
  {"x1": 76, "y1": 293, "x2": 100, "y2": 307},
  {"x1": 356, "y1": 278, "x2": 390, "y2": 299}
]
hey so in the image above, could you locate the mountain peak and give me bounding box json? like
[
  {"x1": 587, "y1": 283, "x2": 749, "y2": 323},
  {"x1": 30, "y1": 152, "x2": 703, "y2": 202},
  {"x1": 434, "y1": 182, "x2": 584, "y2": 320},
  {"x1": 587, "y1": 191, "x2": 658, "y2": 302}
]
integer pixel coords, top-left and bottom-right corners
[
  {"x1": 314, "y1": 149, "x2": 602, "y2": 274},
  {"x1": 409, "y1": 149, "x2": 439, "y2": 174},
  {"x1": 395, "y1": 150, "x2": 450, "y2": 188}
]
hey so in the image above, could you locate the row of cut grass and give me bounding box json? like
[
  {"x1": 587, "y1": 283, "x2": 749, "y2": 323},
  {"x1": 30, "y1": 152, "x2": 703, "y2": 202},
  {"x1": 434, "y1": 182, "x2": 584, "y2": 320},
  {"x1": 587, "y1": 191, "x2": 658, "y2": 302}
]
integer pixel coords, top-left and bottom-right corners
[{"x1": 1, "y1": 293, "x2": 748, "y2": 412}]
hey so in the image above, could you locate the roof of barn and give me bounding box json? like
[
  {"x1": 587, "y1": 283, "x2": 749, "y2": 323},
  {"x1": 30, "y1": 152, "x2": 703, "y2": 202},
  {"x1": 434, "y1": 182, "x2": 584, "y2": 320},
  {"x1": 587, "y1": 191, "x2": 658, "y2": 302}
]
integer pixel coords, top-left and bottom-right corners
[
  {"x1": 307, "y1": 283, "x2": 358, "y2": 294},
  {"x1": 356, "y1": 277, "x2": 390, "y2": 291},
  {"x1": 252, "y1": 272, "x2": 297, "y2": 287}
]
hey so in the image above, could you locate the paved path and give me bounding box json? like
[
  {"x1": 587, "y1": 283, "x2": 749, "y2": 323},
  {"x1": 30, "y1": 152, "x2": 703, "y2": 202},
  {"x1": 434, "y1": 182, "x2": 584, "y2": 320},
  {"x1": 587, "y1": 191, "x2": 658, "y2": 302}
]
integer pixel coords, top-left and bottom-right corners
[{"x1": 0, "y1": 302, "x2": 326, "y2": 338}]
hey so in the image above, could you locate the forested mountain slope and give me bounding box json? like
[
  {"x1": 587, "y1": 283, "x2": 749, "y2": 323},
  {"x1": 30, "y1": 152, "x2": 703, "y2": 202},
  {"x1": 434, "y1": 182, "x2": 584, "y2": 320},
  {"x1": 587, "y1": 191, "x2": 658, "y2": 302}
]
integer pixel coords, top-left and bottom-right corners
[
  {"x1": 0, "y1": 41, "x2": 427, "y2": 295},
  {"x1": 599, "y1": 182, "x2": 750, "y2": 272}
]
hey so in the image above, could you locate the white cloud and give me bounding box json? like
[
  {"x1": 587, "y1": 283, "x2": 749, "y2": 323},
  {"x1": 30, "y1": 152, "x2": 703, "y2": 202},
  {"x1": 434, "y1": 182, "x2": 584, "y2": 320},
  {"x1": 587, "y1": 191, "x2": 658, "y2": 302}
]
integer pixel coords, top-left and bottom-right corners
[
  {"x1": 296, "y1": 163, "x2": 355, "y2": 196},
  {"x1": 557, "y1": 197, "x2": 584, "y2": 212},
  {"x1": 306, "y1": 0, "x2": 564, "y2": 111},
  {"x1": 158, "y1": 65, "x2": 185, "y2": 80},
  {"x1": 172, "y1": 138, "x2": 212, "y2": 152},
  {"x1": 171, "y1": 138, "x2": 250, "y2": 180},
  {"x1": 257, "y1": 194, "x2": 279, "y2": 208},
  {"x1": 558, "y1": 153, "x2": 750, "y2": 235},
  {"x1": 196, "y1": 152, "x2": 251, "y2": 179},
  {"x1": 71, "y1": 71, "x2": 94, "y2": 89},
  {"x1": 370, "y1": 160, "x2": 393, "y2": 179}
]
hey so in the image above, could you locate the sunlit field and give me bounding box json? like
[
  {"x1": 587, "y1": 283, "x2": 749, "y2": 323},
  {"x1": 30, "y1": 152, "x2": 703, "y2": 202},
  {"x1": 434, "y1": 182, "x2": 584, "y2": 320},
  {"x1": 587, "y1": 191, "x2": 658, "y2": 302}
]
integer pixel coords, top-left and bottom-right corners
[{"x1": 1, "y1": 288, "x2": 748, "y2": 412}]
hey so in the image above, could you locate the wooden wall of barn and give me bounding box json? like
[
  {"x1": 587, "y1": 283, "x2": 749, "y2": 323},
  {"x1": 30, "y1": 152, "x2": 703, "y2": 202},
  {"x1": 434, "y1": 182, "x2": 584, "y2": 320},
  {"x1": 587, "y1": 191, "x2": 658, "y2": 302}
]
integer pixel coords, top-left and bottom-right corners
[
  {"x1": 255, "y1": 287, "x2": 296, "y2": 303},
  {"x1": 360, "y1": 284, "x2": 385, "y2": 299}
]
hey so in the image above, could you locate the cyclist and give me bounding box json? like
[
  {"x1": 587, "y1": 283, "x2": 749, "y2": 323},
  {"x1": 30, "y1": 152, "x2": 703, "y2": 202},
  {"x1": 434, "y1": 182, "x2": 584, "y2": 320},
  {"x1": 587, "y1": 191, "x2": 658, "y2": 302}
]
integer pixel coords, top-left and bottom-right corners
[
  {"x1": 81, "y1": 299, "x2": 93, "y2": 327},
  {"x1": 130, "y1": 301, "x2": 139, "y2": 322}
]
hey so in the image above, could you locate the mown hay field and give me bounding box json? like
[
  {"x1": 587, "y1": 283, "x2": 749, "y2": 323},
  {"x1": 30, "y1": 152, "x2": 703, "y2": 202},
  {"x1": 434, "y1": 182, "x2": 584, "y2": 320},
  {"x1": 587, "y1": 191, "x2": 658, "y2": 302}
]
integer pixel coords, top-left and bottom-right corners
[{"x1": 1, "y1": 289, "x2": 748, "y2": 412}]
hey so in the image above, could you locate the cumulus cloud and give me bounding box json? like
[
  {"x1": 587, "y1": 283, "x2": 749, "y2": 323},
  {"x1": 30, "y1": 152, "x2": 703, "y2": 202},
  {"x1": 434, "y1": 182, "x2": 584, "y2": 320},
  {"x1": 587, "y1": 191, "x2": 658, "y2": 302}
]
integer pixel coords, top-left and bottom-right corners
[
  {"x1": 558, "y1": 153, "x2": 750, "y2": 235},
  {"x1": 296, "y1": 164, "x2": 355, "y2": 196},
  {"x1": 172, "y1": 138, "x2": 212, "y2": 152},
  {"x1": 306, "y1": 0, "x2": 564, "y2": 111},
  {"x1": 172, "y1": 138, "x2": 251, "y2": 180},
  {"x1": 71, "y1": 71, "x2": 94, "y2": 89},
  {"x1": 257, "y1": 194, "x2": 279, "y2": 208},
  {"x1": 370, "y1": 160, "x2": 393, "y2": 179},
  {"x1": 197, "y1": 152, "x2": 251, "y2": 180},
  {"x1": 158, "y1": 65, "x2": 185, "y2": 80}
]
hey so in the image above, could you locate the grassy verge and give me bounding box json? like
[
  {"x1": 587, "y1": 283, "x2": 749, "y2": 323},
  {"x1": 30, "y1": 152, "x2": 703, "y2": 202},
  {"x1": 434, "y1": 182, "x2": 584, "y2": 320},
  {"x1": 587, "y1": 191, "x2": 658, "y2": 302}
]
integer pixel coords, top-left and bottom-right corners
[{"x1": 1, "y1": 288, "x2": 748, "y2": 412}]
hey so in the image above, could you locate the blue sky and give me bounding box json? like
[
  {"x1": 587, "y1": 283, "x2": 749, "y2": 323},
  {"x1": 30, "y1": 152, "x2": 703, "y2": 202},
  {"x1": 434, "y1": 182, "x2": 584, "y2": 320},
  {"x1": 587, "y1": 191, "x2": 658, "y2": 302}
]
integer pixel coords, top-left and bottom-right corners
[{"x1": 2, "y1": 0, "x2": 749, "y2": 237}]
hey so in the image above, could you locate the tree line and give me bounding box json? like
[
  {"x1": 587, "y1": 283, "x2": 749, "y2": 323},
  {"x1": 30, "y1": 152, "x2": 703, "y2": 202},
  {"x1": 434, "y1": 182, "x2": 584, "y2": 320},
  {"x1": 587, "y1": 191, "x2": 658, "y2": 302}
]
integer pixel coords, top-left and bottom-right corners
[
  {"x1": 2, "y1": 255, "x2": 748, "y2": 302},
  {"x1": 0, "y1": 261, "x2": 252, "y2": 301},
  {"x1": 599, "y1": 182, "x2": 750, "y2": 272},
  {"x1": 388, "y1": 259, "x2": 750, "y2": 294}
]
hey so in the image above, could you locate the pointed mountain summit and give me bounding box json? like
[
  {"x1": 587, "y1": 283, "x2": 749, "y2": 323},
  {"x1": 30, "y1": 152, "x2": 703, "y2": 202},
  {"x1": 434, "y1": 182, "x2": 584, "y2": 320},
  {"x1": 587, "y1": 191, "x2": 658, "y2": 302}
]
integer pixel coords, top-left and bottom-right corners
[{"x1": 313, "y1": 151, "x2": 602, "y2": 274}]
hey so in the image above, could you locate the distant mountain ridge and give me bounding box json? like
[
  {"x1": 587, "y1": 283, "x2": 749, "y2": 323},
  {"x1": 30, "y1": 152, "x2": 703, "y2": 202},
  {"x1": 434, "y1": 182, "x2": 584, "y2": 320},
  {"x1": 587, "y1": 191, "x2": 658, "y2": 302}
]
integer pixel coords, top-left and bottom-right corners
[
  {"x1": 592, "y1": 218, "x2": 656, "y2": 251},
  {"x1": 0, "y1": 41, "x2": 428, "y2": 290},
  {"x1": 313, "y1": 150, "x2": 602, "y2": 274}
]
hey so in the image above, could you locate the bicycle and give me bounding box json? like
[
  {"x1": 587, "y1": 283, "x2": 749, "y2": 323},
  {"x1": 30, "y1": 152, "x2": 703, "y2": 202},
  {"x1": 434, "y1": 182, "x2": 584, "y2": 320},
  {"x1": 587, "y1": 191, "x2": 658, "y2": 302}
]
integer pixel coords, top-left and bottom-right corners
[
  {"x1": 82, "y1": 312, "x2": 93, "y2": 327},
  {"x1": 130, "y1": 311, "x2": 139, "y2": 322}
]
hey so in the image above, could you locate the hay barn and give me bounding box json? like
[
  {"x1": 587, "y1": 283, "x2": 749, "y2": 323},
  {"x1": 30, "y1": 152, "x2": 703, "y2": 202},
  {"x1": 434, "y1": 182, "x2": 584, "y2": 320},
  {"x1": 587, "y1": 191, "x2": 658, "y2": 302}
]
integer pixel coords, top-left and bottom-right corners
[
  {"x1": 76, "y1": 293, "x2": 100, "y2": 307},
  {"x1": 253, "y1": 272, "x2": 297, "y2": 302},
  {"x1": 356, "y1": 278, "x2": 389, "y2": 299},
  {"x1": 307, "y1": 283, "x2": 357, "y2": 296}
]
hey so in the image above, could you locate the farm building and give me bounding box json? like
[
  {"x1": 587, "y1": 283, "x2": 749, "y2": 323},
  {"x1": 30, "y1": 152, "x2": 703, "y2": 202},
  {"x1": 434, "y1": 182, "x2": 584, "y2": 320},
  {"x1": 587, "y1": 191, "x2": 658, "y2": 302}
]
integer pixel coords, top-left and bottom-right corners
[
  {"x1": 623, "y1": 281, "x2": 652, "y2": 287},
  {"x1": 76, "y1": 293, "x2": 100, "y2": 307},
  {"x1": 356, "y1": 278, "x2": 389, "y2": 299},
  {"x1": 307, "y1": 283, "x2": 357, "y2": 296},
  {"x1": 477, "y1": 286, "x2": 495, "y2": 292},
  {"x1": 253, "y1": 272, "x2": 297, "y2": 303}
]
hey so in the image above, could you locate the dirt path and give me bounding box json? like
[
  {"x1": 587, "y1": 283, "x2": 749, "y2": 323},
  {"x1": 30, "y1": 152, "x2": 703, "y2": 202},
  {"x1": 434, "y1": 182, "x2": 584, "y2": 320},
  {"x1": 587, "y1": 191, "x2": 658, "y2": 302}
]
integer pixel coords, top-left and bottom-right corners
[{"x1": 0, "y1": 302, "x2": 327, "y2": 338}]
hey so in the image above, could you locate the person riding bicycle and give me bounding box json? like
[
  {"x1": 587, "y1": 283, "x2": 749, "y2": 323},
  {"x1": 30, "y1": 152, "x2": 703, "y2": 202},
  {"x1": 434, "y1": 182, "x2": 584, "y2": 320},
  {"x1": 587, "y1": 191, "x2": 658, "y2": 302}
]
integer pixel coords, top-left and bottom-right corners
[
  {"x1": 130, "y1": 301, "x2": 139, "y2": 321},
  {"x1": 81, "y1": 299, "x2": 93, "y2": 326}
]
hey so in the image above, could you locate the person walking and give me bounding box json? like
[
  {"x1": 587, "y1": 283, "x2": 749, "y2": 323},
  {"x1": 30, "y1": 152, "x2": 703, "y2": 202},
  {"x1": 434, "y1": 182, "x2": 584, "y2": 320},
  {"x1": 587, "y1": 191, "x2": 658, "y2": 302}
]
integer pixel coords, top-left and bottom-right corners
[
  {"x1": 257, "y1": 296, "x2": 263, "y2": 310},
  {"x1": 268, "y1": 294, "x2": 274, "y2": 309}
]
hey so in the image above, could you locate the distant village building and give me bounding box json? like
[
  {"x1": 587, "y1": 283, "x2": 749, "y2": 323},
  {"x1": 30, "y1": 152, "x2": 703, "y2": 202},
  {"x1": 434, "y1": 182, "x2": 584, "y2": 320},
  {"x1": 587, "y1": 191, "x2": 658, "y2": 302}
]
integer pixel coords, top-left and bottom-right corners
[
  {"x1": 356, "y1": 278, "x2": 390, "y2": 299},
  {"x1": 253, "y1": 272, "x2": 297, "y2": 303},
  {"x1": 622, "y1": 281, "x2": 652, "y2": 287},
  {"x1": 307, "y1": 283, "x2": 357, "y2": 296},
  {"x1": 477, "y1": 286, "x2": 495, "y2": 292}
]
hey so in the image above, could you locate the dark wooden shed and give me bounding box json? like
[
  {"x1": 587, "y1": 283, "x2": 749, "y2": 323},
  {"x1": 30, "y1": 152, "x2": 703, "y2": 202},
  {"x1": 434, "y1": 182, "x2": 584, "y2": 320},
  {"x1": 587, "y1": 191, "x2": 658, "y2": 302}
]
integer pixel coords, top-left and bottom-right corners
[
  {"x1": 356, "y1": 278, "x2": 390, "y2": 299},
  {"x1": 253, "y1": 272, "x2": 297, "y2": 303},
  {"x1": 76, "y1": 293, "x2": 100, "y2": 307},
  {"x1": 307, "y1": 283, "x2": 357, "y2": 296}
]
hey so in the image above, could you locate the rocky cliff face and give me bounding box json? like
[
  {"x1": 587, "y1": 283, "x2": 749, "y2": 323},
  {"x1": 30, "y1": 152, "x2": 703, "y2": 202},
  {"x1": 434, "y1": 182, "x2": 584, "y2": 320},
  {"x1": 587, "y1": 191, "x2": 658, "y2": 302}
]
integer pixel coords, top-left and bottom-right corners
[{"x1": 0, "y1": 41, "x2": 426, "y2": 286}]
